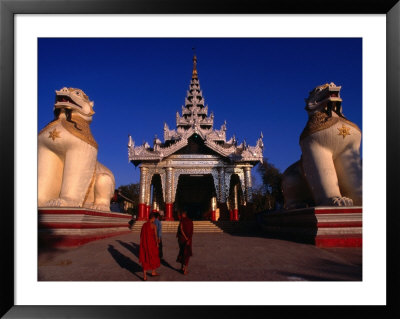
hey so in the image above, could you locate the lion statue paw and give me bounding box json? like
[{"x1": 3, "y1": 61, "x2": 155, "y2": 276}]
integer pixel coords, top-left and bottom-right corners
[
  {"x1": 282, "y1": 83, "x2": 362, "y2": 209},
  {"x1": 331, "y1": 196, "x2": 354, "y2": 207},
  {"x1": 90, "y1": 204, "x2": 112, "y2": 212},
  {"x1": 45, "y1": 198, "x2": 81, "y2": 207}
]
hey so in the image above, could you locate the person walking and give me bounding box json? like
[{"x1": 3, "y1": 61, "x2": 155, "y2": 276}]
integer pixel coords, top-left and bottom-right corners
[
  {"x1": 139, "y1": 213, "x2": 160, "y2": 281},
  {"x1": 176, "y1": 211, "x2": 193, "y2": 275},
  {"x1": 154, "y1": 212, "x2": 163, "y2": 260}
]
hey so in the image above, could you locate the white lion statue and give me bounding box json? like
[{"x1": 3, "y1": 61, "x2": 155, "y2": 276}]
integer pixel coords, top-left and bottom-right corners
[
  {"x1": 38, "y1": 87, "x2": 115, "y2": 211},
  {"x1": 282, "y1": 82, "x2": 362, "y2": 209}
]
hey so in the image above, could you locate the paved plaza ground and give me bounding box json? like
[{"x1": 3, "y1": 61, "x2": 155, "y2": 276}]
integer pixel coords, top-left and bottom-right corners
[{"x1": 38, "y1": 232, "x2": 362, "y2": 281}]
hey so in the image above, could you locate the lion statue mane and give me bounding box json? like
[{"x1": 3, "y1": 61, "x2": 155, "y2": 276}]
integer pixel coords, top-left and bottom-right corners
[
  {"x1": 282, "y1": 82, "x2": 362, "y2": 209},
  {"x1": 38, "y1": 87, "x2": 115, "y2": 211}
]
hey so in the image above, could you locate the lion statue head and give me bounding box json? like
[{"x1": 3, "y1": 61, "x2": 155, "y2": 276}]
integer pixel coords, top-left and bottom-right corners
[
  {"x1": 54, "y1": 87, "x2": 95, "y2": 122},
  {"x1": 305, "y1": 82, "x2": 345, "y2": 118}
]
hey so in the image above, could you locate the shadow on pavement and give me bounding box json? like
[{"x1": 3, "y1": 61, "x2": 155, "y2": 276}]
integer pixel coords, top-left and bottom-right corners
[
  {"x1": 160, "y1": 258, "x2": 182, "y2": 274},
  {"x1": 117, "y1": 240, "x2": 182, "y2": 274},
  {"x1": 107, "y1": 244, "x2": 143, "y2": 280},
  {"x1": 116, "y1": 240, "x2": 140, "y2": 258},
  {"x1": 213, "y1": 221, "x2": 319, "y2": 245}
]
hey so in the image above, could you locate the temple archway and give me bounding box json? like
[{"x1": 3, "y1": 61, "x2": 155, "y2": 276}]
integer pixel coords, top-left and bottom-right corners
[
  {"x1": 175, "y1": 174, "x2": 216, "y2": 220},
  {"x1": 150, "y1": 174, "x2": 164, "y2": 214}
]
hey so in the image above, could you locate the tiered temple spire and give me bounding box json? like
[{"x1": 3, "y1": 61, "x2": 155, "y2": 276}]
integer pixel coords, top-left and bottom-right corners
[
  {"x1": 176, "y1": 54, "x2": 213, "y2": 131},
  {"x1": 129, "y1": 54, "x2": 263, "y2": 164}
]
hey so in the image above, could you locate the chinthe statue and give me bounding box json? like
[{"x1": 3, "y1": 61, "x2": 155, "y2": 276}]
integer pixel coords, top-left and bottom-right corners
[
  {"x1": 38, "y1": 87, "x2": 115, "y2": 211},
  {"x1": 282, "y1": 82, "x2": 362, "y2": 209}
]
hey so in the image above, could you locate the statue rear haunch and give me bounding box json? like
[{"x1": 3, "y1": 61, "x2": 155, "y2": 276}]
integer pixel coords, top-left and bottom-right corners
[
  {"x1": 38, "y1": 87, "x2": 115, "y2": 211},
  {"x1": 282, "y1": 83, "x2": 362, "y2": 209}
]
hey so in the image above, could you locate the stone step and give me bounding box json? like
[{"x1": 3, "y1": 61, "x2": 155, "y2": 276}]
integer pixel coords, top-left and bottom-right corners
[
  {"x1": 130, "y1": 221, "x2": 225, "y2": 233},
  {"x1": 129, "y1": 220, "x2": 257, "y2": 234}
]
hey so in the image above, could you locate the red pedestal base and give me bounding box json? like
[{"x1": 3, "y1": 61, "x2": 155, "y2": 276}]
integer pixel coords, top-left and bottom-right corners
[
  {"x1": 232, "y1": 209, "x2": 239, "y2": 221},
  {"x1": 315, "y1": 235, "x2": 362, "y2": 247},
  {"x1": 138, "y1": 203, "x2": 147, "y2": 221},
  {"x1": 165, "y1": 203, "x2": 174, "y2": 221},
  {"x1": 38, "y1": 208, "x2": 132, "y2": 248},
  {"x1": 146, "y1": 205, "x2": 151, "y2": 219},
  {"x1": 260, "y1": 206, "x2": 362, "y2": 247},
  {"x1": 211, "y1": 210, "x2": 217, "y2": 221}
]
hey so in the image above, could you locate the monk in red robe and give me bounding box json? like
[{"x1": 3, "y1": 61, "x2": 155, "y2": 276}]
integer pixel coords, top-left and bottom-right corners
[
  {"x1": 176, "y1": 211, "x2": 193, "y2": 275},
  {"x1": 139, "y1": 213, "x2": 160, "y2": 281}
]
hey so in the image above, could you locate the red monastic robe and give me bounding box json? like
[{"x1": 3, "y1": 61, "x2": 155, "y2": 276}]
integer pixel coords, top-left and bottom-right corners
[
  {"x1": 176, "y1": 216, "x2": 194, "y2": 266},
  {"x1": 139, "y1": 221, "x2": 160, "y2": 271}
]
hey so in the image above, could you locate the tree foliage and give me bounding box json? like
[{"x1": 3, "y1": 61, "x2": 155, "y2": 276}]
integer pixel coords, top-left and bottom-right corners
[
  {"x1": 118, "y1": 183, "x2": 140, "y2": 201},
  {"x1": 117, "y1": 183, "x2": 140, "y2": 215},
  {"x1": 253, "y1": 158, "x2": 284, "y2": 212}
]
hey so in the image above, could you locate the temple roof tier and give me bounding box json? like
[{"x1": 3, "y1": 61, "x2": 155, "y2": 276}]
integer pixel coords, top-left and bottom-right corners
[{"x1": 128, "y1": 125, "x2": 264, "y2": 165}]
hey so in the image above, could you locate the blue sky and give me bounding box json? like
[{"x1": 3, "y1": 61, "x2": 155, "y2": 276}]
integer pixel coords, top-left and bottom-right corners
[{"x1": 38, "y1": 38, "x2": 362, "y2": 188}]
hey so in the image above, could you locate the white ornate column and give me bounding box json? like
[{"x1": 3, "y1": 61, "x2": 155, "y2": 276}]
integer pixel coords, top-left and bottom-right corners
[
  {"x1": 159, "y1": 171, "x2": 166, "y2": 204},
  {"x1": 172, "y1": 170, "x2": 181, "y2": 203},
  {"x1": 165, "y1": 167, "x2": 173, "y2": 203},
  {"x1": 211, "y1": 169, "x2": 220, "y2": 202},
  {"x1": 224, "y1": 171, "x2": 232, "y2": 204},
  {"x1": 146, "y1": 182, "x2": 152, "y2": 218},
  {"x1": 218, "y1": 167, "x2": 226, "y2": 203},
  {"x1": 138, "y1": 166, "x2": 148, "y2": 220},
  {"x1": 244, "y1": 166, "x2": 253, "y2": 203},
  {"x1": 217, "y1": 167, "x2": 228, "y2": 220},
  {"x1": 144, "y1": 172, "x2": 154, "y2": 219},
  {"x1": 164, "y1": 167, "x2": 174, "y2": 220}
]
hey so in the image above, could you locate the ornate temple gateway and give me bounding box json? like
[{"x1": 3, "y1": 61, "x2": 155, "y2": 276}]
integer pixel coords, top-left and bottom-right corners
[{"x1": 128, "y1": 55, "x2": 263, "y2": 221}]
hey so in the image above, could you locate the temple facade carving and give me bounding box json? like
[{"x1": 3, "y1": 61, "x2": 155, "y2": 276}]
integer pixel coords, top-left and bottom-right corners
[{"x1": 128, "y1": 55, "x2": 263, "y2": 221}]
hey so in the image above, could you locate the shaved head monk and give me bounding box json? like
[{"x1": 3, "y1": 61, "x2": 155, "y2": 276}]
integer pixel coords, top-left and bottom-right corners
[
  {"x1": 139, "y1": 212, "x2": 160, "y2": 280},
  {"x1": 176, "y1": 211, "x2": 194, "y2": 275}
]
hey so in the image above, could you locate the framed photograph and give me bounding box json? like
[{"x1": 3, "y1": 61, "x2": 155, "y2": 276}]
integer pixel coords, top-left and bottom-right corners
[{"x1": 1, "y1": 0, "x2": 399, "y2": 318}]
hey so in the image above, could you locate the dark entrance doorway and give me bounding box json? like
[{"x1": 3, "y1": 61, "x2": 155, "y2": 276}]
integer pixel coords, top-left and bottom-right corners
[{"x1": 175, "y1": 174, "x2": 216, "y2": 220}]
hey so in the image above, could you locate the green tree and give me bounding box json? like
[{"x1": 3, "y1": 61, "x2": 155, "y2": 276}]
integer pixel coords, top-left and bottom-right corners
[
  {"x1": 117, "y1": 183, "x2": 140, "y2": 215},
  {"x1": 252, "y1": 184, "x2": 272, "y2": 212},
  {"x1": 255, "y1": 158, "x2": 283, "y2": 212},
  {"x1": 118, "y1": 183, "x2": 140, "y2": 200}
]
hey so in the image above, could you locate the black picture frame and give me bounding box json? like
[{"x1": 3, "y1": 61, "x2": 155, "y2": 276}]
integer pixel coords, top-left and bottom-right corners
[{"x1": 1, "y1": 0, "x2": 399, "y2": 318}]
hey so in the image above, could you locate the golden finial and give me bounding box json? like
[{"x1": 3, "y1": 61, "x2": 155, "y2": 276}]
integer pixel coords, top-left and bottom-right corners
[{"x1": 192, "y1": 48, "x2": 198, "y2": 78}]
